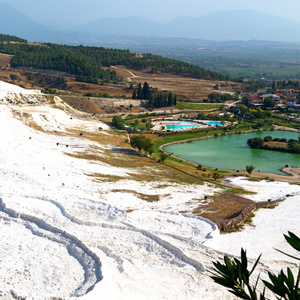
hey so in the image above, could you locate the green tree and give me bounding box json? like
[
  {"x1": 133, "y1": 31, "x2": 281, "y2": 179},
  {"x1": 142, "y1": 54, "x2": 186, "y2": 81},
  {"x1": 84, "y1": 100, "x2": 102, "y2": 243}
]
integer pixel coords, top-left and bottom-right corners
[
  {"x1": 159, "y1": 152, "x2": 168, "y2": 163},
  {"x1": 212, "y1": 173, "x2": 221, "y2": 180},
  {"x1": 272, "y1": 80, "x2": 277, "y2": 91},
  {"x1": 242, "y1": 95, "x2": 249, "y2": 106},
  {"x1": 168, "y1": 92, "x2": 173, "y2": 106},
  {"x1": 132, "y1": 89, "x2": 137, "y2": 99},
  {"x1": 263, "y1": 136, "x2": 273, "y2": 142},
  {"x1": 263, "y1": 97, "x2": 276, "y2": 108},
  {"x1": 130, "y1": 135, "x2": 153, "y2": 155},
  {"x1": 173, "y1": 95, "x2": 177, "y2": 106},
  {"x1": 145, "y1": 119, "x2": 153, "y2": 130},
  {"x1": 240, "y1": 105, "x2": 248, "y2": 115},
  {"x1": 142, "y1": 81, "x2": 150, "y2": 100},
  {"x1": 246, "y1": 164, "x2": 255, "y2": 176},
  {"x1": 137, "y1": 83, "x2": 143, "y2": 99},
  {"x1": 112, "y1": 116, "x2": 125, "y2": 130},
  {"x1": 247, "y1": 138, "x2": 264, "y2": 149}
]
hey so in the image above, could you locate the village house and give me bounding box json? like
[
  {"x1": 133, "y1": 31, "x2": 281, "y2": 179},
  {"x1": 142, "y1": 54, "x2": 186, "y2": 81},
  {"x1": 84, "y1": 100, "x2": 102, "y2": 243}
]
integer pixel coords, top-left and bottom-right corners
[
  {"x1": 276, "y1": 89, "x2": 300, "y2": 98},
  {"x1": 248, "y1": 96, "x2": 263, "y2": 107}
]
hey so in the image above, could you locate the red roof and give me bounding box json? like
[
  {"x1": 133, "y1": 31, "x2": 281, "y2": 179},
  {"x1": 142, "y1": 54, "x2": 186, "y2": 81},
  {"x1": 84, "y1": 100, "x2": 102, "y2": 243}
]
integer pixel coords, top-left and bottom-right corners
[{"x1": 248, "y1": 97, "x2": 261, "y2": 101}]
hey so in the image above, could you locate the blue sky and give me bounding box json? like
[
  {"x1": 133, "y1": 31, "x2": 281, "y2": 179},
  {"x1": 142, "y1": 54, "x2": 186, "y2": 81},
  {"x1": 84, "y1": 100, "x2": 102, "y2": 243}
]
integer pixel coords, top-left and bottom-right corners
[{"x1": 2, "y1": 0, "x2": 300, "y2": 26}]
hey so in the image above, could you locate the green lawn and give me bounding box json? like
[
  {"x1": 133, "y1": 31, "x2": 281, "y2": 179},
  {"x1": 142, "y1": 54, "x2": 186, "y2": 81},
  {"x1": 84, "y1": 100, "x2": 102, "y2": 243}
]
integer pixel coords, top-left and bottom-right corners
[{"x1": 176, "y1": 102, "x2": 223, "y2": 110}]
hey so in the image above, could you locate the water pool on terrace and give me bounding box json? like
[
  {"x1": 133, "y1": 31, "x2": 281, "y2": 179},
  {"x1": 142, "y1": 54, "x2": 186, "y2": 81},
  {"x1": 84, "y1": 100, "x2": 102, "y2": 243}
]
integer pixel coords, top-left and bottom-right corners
[
  {"x1": 160, "y1": 121, "x2": 200, "y2": 130},
  {"x1": 204, "y1": 121, "x2": 222, "y2": 126}
]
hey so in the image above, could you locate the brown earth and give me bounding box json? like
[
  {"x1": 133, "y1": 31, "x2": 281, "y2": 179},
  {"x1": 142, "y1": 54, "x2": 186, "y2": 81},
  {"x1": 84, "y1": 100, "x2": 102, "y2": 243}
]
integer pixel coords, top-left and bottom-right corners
[
  {"x1": 192, "y1": 191, "x2": 278, "y2": 232},
  {"x1": 0, "y1": 53, "x2": 13, "y2": 68},
  {"x1": 61, "y1": 96, "x2": 106, "y2": 114},
  {"x1": 110, "y1": 65, "x2": 239, "y2": 101},
  {"x1": 265, "y1": 141, "x2": 288, "y2": 148},
  {"x1": 194, "y1": 192, "x2": 254, "y2": 222}
]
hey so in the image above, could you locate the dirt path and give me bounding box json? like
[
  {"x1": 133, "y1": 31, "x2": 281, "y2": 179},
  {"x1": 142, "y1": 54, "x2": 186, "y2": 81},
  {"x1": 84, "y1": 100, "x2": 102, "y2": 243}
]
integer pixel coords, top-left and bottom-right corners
[
  {"x1": 111, "y1": 66, "x2": 137, "y2": 82},
  {"x1": 274, "y1": 125, "x2": 300, "y2": 132}
]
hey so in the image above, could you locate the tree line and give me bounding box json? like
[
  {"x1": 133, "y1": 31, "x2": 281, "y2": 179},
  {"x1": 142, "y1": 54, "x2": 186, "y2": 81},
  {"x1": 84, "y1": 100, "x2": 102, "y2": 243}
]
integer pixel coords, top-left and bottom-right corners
[
  {"x1": 132, "y1": 82, "x2": 177, "y2": 108},
  {"x1": 247, "y1": 136, "x2": 300, "y2": 153},
  {"x1": 0, "y1": 42, "x2": 118, "y2": 84},
  {"x1": 208, "y1": 92, "x2": 234, "y2": 103},
  {"x1": 272, "y1": 79, "x2": 300, "y2": 90},
  {"x1": 240, "y1": 80, "x2": 267, "y2": 93},
  {"x1": 0, "y1": 34, "x2": 27, "y2": 43}
]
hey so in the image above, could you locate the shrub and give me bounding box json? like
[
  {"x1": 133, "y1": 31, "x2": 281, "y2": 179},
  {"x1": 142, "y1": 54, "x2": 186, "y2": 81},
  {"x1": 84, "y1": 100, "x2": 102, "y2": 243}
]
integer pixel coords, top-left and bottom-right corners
[
  {"x1": 211, "y1": 231, "x2": 300, "y2": 300},
  {"x1": 112, "y1": 116, "x2": 125, "y2": 130},
  {"x1": 159, "y1": 153, "x2": 168, "y2": 163}
]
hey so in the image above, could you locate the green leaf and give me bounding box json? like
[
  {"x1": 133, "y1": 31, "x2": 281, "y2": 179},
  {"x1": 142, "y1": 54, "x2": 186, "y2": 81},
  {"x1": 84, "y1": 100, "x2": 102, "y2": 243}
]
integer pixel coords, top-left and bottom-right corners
[
  {"x1": 250, "y1": 253, "x2": 262, "y2": 276},
  {"x1": 224, "y1": 256, "x2": 235, "y2": 277},
  {"x1": 287, "y1": 268, "x2": 294, "y2": 289},
  {"x1": 275, "y1": 248, "x2": 300, "y2": 261},
  {"x1": 211, "y1": 276, "x2": 236, "y2": 289},
  {"x1": 285, "y1": 231, "x2": 300, "y2": 252},
  {"x1": 241, "y1": 248, "x2": 248, "y2": 271}
]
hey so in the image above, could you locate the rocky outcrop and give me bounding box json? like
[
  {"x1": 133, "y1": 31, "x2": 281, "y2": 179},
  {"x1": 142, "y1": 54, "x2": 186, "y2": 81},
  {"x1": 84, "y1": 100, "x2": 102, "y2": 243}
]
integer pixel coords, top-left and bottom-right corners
[{"x1": 215, "y1": 201, "x2": 277, "y2": 231}]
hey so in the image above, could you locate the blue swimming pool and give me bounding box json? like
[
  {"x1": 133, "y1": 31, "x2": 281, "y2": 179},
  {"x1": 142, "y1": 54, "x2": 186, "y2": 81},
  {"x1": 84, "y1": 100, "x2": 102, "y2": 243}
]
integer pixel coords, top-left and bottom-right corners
[
  {"x1": 161, "y1": 122, "x2": 200, "y2": 130},
  {"x1": 204, "y1": 121, "x2": 222, "y2": 126}
]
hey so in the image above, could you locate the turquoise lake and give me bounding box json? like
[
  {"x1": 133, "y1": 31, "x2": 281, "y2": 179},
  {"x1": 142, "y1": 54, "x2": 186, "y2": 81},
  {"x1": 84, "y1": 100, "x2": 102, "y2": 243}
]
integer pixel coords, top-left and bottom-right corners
[{"x1": 165, "y1": 130, "x2": 300, "y2": 175}]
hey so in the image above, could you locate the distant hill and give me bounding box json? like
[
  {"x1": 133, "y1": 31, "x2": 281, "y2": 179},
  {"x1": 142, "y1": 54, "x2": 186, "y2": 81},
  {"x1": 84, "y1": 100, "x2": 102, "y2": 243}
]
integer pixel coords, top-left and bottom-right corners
[
  {"x1": 1, "y1": 6, "x2": 300, "y2": 43},
  {"x1": 74, "y1": 10, "x2": 300, "y2": 42},
  {"x1": 74, "y1": 17, "x2": 161, "y2": 37},
  {"x1": 0, "y1": 3, "x2": 53, "y2": 41}
]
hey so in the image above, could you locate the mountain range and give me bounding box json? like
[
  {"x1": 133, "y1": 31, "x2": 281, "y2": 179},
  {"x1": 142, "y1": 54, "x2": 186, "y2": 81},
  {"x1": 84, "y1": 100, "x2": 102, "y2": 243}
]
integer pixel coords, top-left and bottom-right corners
[{"x1": 1, "y1": 3, "x2": 300, "y2": 43}]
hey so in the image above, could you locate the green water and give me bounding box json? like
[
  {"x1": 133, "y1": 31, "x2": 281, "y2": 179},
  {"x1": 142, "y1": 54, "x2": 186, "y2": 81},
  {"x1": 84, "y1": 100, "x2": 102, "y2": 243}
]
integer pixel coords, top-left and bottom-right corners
[{"x1": 165, "y1": 131, "x2": 300, "y2": 175}]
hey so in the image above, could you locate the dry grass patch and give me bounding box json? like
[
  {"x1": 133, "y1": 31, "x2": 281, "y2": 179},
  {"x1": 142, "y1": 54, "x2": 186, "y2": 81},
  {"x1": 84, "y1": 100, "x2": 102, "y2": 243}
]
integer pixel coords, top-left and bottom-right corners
[
  {"x1": 0, "y1": 53, "x2": 13, "y2": 67},
  {"x1": 111, "y1": 189, "x2": 165, "y2": 202},
  {"x1": 265, "y1": 141, "x2": 288, "y2": 148},
  {"x1": 87, "y1": 173, "x2": 126, "y2": 182},
  {"x1": 110, "y1": 65, "x2": 238, "y2": 101},
  {"x1": 61, "y1": 96, "x2": 106, "y2": 114},
  {"x1": 66, "y1": 144, "x2": 207, "y2": 185},
  {"x1": 12, "y1": 110, "x2": 44, "y2": 132},
  {"x1": 193, "y1": 192, "x2": 254, "y2": 222}
]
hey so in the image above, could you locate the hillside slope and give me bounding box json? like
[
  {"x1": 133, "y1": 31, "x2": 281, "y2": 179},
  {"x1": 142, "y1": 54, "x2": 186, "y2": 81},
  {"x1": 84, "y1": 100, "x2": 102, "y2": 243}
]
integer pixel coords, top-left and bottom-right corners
[{"x1": 0, "y1": 84, "x2": 299, "y2": 298}]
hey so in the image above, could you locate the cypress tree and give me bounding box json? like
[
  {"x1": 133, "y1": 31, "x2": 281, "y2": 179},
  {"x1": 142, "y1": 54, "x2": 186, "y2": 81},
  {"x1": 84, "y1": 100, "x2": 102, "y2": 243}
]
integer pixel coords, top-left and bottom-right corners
[
  {"x1": 132, "y1": 89, "x2": 137, "y2": 99},
  {"x1": 168, "y1": 92, "x2": 173, "y2": 106},
  {"x1": 142, "y1": 81, "x2": 150, "y2": 100},
  {"x1": 173, "y1": 95, "x2": 177, "y2": 106},
  {"x1": 137, "y1": 83, "x2": 143, "y2": 99}
]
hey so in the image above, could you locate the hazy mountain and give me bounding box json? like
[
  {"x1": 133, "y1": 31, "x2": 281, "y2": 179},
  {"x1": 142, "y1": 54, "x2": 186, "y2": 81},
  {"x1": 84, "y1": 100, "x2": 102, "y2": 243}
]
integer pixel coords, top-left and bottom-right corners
[
  {"x1": 163, "y1": 10, "x2": 300, "y2": 41},
  {"x1": 74, "y1": 10, "x2": 300, "y2": 42},
  {"x1": 0, "y1": 3, "x2": 52, "y2": 40},
  {"x1": 0, "y1": 3, "x2": 96, "y2": 43},
  {"x1": 74, "y1": 16, "x2": 161, "y2": 37},
  {"x1": 1, "y1": 6, "x2": 300, "y2": 43}
]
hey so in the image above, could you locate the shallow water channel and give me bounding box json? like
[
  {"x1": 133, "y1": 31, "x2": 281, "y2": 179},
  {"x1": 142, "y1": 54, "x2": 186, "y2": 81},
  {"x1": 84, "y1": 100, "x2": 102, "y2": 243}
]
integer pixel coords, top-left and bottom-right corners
[{"x1": 165, "y1": 130, "x2": 300, "y2": 175}]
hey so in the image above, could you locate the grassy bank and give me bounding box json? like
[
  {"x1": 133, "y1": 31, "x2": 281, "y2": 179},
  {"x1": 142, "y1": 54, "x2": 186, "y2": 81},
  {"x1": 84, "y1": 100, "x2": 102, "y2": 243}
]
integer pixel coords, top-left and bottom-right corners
[{"x1": 176, "y1": 102, "x2": 223, "y2": 110}]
